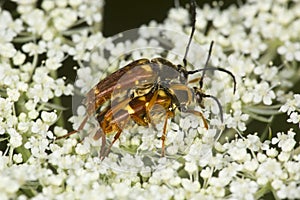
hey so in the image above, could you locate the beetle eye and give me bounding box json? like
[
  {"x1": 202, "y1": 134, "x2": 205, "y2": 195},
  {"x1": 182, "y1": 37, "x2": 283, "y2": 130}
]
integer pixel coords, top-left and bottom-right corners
[{"x1": 180, "y1": 106, "x2": 187, "y2": 112}]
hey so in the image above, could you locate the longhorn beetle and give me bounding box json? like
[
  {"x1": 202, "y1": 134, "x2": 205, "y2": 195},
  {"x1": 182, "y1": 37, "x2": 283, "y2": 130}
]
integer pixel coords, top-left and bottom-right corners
[{"x1": 58, "y1": 0, "x2": 236, "y2": 159}]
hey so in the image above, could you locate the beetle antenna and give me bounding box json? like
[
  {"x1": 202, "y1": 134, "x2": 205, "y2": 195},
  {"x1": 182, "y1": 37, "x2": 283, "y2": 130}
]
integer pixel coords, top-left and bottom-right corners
[
  {"x1": 183, "y1": 0, "x2": 197, "y2": 67},
  {"x1": 187, "y1": 66, "x2": 236, "y2": 93},
  {"x1": 202, "y1": 94, "x2": 224, "y2": 123},
  {"x1": 199, "y1": 41, "x2": 214, "y2": 89}
]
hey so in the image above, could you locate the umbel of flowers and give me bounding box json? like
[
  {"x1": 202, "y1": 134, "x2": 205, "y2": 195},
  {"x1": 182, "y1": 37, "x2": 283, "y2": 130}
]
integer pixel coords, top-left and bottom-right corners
[{"x1": 0, "y1": 0, "x2": 299, "y2": 199}]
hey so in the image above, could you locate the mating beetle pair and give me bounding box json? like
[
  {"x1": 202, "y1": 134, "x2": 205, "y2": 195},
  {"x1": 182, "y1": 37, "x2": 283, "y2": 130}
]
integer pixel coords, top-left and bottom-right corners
[{"x1": 59, "y1": 0, "x2": 236, "y2": 159}]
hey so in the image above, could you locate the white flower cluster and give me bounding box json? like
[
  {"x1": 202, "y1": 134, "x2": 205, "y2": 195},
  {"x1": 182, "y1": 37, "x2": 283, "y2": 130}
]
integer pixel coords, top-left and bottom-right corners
[
  {"x1": 0, "y1": 0, "x2": 299, "y2": 199},
  {"x1": 280, "y1": 94, "x2": 300, "y2": 127}
]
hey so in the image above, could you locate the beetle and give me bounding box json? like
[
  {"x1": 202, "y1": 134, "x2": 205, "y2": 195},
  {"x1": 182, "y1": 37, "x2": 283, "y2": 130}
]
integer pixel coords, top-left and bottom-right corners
[
  {"x1": 91, "y1": 44, "x2": 236, "y2": 159},
  {"x1": 58, "y1": 0, "x2": 236, "y2": 159}
]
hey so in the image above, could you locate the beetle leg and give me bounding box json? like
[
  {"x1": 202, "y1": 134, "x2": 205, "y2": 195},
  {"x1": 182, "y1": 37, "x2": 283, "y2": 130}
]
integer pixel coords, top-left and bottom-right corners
[
  {"x1": 56, "y1": 115, "x2": 89, "y2": 139},
  {"x1": 188, "y1": 77, "x2": 201, "y2": 84},
  {"x1": 97, "y1": 100, "x2": 133, "y2": 160},
  {"x1": 91, "y1": 129, "x2": 107, "y2": 156},
  {"x1": 183, "y1": 109, "x2": 208, "y2": 129},
  {"x1": 130, "y1": 114, "x2": 148, "y2": 126},
  {"x1": 161, "y1": 111, "x2": 173, "y2": 157},
  {"x1": 93, "y1": 129, "x2": 107, "y2": 158},
  {"x1": 100, "y1": 117, "x2": 130, "y2": 160},
  {"x1": 145, "y1": 89, "x2": 159, "y2": 124}
]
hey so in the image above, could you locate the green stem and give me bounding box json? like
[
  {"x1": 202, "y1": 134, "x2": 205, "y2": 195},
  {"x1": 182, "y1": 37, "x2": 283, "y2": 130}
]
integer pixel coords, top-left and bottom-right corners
[
  {"x1": 254, "y1": 183, "x2": 271, "y2": 199},
  {"x1": 259, "y1": 40, "x2": 282, "y2": 64},
  {"x1": 13, "y1": 35, "x2": 37, "y2": 43}
]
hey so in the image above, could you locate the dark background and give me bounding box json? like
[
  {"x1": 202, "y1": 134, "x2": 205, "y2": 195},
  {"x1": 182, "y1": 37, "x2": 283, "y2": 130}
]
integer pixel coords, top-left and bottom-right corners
[{"x1": 103, "y1": 0, "x2": 238, "y2": 37}]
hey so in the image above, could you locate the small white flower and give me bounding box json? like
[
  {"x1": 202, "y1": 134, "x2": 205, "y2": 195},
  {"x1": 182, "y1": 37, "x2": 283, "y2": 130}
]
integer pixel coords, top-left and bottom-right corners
[
  {"x1": 184, "y1": 162, "x2": 198, "y2": 174},
  {"x1": 200, "y1": 167, "x2": 212, "y2": 179},
  {"x1": 277, "y1": 182, "x2": 300, "y2": 199},
  {"x1": 55, "y1": 0, "x2": 68, "y2": 7},
  {"x1": 45, "y1": 57, "x2": 62, "y2": 71},
  {"x1": 284, "y1": 161, "x2": 300, "y2": 180},
  {"x1": 256, "y1": 158, "x2": 283, "y2": 184},
  {"x1": 0, "y1": 42, "x2": 17, "y2": 58},
  {"x1": 181, "y1": 178, "x2": 200, "y2": 192},
  {"x1": 78, "y1": 3, "x2": 103, "y2": 25},
  {"x1": 112, "y1": 182, "x2": 130, "y2": 199},
  {"x1": 75, "y1": 142, "x2": 90, "y2": 155},
  {"x1": 13, "y1": 51, "x2": 26, "y2": 66},
  {"x1": 294, "y1": 94, "x2": 300, "y2": 107},
  {"x1": 69, "y1": 0, "x2": 83, "y2": 7},
  {"x1": 277, "y1": 41, "x2": 300, "y2": 61},
  {"x1": 7, "y1": 128, "x2": 23, "y2": 148},
  {"x1": 243, "y1": 159, "x2": 258, "y2": 172},
  {"x1": 28, "y1": 110, "x2": 39, "y2": 119},
  {"x1": 287, "y1": 112, "x2": 300, "y2": 125},
  {"x1": 185, "y1": 140, "x2": 213, "y2": 167},
  {"x1": 53, "y1": 126, "x2": 68, "y2": 138},
  {"x1": 229, "y1": 178, "x2": 258, "y2": 200},
  {"x1": 228, "y1": 147, "x2": 247, "y2": 161},
  {"x1": 272, "y1": 179, "x2": 284, "y2": 190},
  {"x1": 53, "y1": 78, "x2": 73, "y2": 97},
  {"x1": 75, "y1": 67, "x2": 94, "y2": 93},
  {"x1": 225, "y1": 111, "x2": 249, "y2": 131},
  {"x1": 254, "y1": 64, "x2": 278, "y2": 82},
  {"x1": 41, "y1": 0, "x2": 55, "y2": 11},
  {"x1": 253, "y1": 82, "x2": 276, "y2": 105},
  {"x1": 20, "y1": 62, "x2": 35, "y2": 73},
  {"x1": 280, "y1": 94, "x2": 300, "y2": 115},
  {"x1": 17, "y1": 121, "x2": 30, "y2": 133},
  {"x1": 24, "y1": 137, "x2": 49, "y2": 158},
  {"x1": 51, "y1": 8, "x2": 77, "y2": 31},
  {"x1": 41, "y1": 111, "x2": 57, "y2": 125},
  {"x1": 22, "y1": 41, "x2": 46, "y2": 56},
  {"x1": 227, "y1": 53, "x2": 255, "y2": 77},
  {"x1": 46, "y1": 38, "x2": 68, "y2": 59},
  {"x1": 0, "y1": 98, "x2": 13, "y2": 118},
  {"x1": 246, "y1": 134, "x2": 261, "y2": 151},
  {"x1": 21, "y1": 9, "x2": 47, "y2": 35},
  {"x1": 28, "y1": 84, "x2": 54, "y2": 103},
  {"x1": 168, "y1": 8, "x2": 189, "y2": 25},
  {"x1": 266, "y1": 147, "x2": 278, "y2": 157},
  {"x1": 13, "y1": 153, "x2": 23, "y2": 163},
  {"x1": 278, "y1": 151, "x2": 290, "y2": 162},
  {"x1": 0, "y1": 175, "x2": 20, "y2": 194},
  {"x1": 7, "y1": 88, "x2": 20, "y2": 102},
  {"x1": 31, "y1": 119, "x2": 49, "y2": 135},
  {"x1": 257, "y1": 152, "x2": 267, "y2": 163},
  {"x1": 16, "y1": 82, "x2": 28, "y2": 92},
  {"x1": 24, "y1": 100, "x2": 37, "y2": 111},
  {"x1": 209, "y1": 176, "x2": 231, "y2": 188},
  {"x1": 179, "y1": 116, "x2": 191, "y2": 131},
  {"x1": 272, "y1": 131, "x2": 296, "y2": 152}
]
